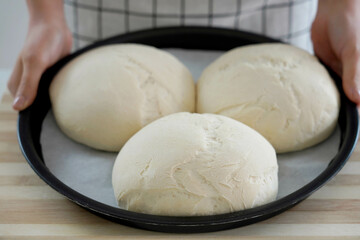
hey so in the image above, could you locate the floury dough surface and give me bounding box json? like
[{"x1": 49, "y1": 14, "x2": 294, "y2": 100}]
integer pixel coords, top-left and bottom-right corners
[
  {"x1": 41, "y1": 49, "x2": 341, "y2": 211},
  {"x1": 49, "y1": 44, "x2": 195, "y2": 152},
  {"x1": 197, "y1": 44, "x2": 340, "y2": 153},
  {"x1": 112, "y1": 113, "x2": 278, "y2": 216}
]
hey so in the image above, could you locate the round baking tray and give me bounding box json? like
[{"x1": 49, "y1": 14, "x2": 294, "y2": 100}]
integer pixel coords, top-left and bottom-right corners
[{"x1": 18, "y1": 27, "x2": 359, "y2": 233}]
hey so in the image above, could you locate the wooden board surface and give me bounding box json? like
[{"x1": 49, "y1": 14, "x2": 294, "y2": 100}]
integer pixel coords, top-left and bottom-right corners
[{"x1": 0, "y1": 91, "x2": 360, "y2": 239}]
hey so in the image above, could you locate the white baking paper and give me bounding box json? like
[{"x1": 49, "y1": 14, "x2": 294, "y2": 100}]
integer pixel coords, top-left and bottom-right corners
[{"x1": 41, "y1": 49, "x2": 341, "y2": 208}]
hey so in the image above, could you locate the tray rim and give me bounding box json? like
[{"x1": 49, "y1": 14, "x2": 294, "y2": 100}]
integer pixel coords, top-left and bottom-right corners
[{"x1": 17, "y1": 26, "x2": 360, "y2": 233}]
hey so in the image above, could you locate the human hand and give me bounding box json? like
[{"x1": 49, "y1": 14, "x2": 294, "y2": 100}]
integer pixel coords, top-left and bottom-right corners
[
  {"x1": 7, "y1": 1, "x2": 72, "y2": 111},
  {"x1": 312, "y1": 0, "x2": 360, "y2": 104}
]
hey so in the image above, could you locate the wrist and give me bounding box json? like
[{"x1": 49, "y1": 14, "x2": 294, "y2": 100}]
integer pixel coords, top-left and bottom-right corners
[
  {"x1": 29, "y1": 16, "x2": 68, "y2": 30},
  {"x1": 27, "y1": 0, "x2": 66, "y2": 27},
  {"x1": 318, "y1": 0, "x2": 360, "y2": 11}
]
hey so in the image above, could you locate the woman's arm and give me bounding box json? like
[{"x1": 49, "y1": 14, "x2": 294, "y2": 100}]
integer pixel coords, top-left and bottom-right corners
[
  {"x1": 8, "y1": 0, "x2": 72, "y2": 110},
  {"x1": 312, "y1": 0, "x2": 360, "y2": 104}
]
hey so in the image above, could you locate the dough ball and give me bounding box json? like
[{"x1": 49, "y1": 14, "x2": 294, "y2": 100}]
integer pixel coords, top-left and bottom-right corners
[
  {"x1": 50, "y1": 44, "x2": 195, "y2": 152},
  {"x1": 197, "y1": 43, "x2": 340, "y2": 153},
  {"x1": 112, "y1": 112, "x2": 278, "y2": 216}
]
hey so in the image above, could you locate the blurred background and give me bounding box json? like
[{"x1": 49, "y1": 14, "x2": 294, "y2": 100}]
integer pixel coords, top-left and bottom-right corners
[{"x1": 0, "y1": 1, "x2": 28, "y2": 97}]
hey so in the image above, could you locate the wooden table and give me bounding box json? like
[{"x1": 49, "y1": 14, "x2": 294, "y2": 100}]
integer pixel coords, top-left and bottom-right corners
[{"x1": 1, "y1": 91, "x2": 360, "y2": 239}]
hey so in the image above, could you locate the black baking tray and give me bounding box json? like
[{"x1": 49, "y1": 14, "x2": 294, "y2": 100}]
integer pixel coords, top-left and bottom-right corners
[{"x1": 18, "y1": 27, "x2": 359, "y2": 233}]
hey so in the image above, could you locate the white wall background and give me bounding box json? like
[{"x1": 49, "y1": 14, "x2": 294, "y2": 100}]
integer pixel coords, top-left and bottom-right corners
[{"x1": 0, "y1": 0, "x2": 28, "y2": 69}]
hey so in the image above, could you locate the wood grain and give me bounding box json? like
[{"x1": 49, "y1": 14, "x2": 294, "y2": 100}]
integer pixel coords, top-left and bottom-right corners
[{"x1": 0, "y1": 91, "x2": 359, "y2": 239}]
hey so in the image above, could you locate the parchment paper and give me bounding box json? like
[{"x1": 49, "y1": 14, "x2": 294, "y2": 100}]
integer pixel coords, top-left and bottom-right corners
[{"x1": 41, "y1": 49, "x2": 341, "y2": 208}]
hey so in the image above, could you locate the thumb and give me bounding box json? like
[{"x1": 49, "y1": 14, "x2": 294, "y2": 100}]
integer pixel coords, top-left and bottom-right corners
[
  {"x1": 341, "y1": 46, "x2": 360, "y2": 105},
  {"x1": 13, "y1": 56, "x2": 46, "y2": 111}
]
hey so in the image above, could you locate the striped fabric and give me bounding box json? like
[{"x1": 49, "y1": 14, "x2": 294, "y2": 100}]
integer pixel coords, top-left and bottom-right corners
[{"x1": 63, "y1": 0, "x2": 318, "y2": 52}]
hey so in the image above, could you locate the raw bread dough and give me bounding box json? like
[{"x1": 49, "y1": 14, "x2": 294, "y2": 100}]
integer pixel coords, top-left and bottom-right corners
[
  {"x1": 197, "y1": 43, "x2": 340, "y2": 153},
  {"x1": 112, "y1": 112, "x2": 278, "y2": 216},
  {"x1": 50, "y1": 44, "x2": 195, "y2": 152}
]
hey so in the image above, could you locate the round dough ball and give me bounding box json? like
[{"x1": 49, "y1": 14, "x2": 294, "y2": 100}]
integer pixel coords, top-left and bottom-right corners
[
  {"x1": 50, "y1": 44, "x2": 195, "y2": 151},
  {"x1": 112, "y1": 112, "x2": 278, "y2": 216},
  {"x1": 197, "y1": 43, "x2": 340, "y2": 153}
]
